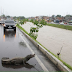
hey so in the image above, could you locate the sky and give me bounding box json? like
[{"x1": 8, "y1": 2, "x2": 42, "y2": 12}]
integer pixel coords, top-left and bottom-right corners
[{"x1": 0, "y1": 0, "x2": 72, "y2": 17}]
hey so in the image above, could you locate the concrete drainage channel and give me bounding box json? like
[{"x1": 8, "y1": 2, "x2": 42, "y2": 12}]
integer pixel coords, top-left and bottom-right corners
[{"x1": 18, "y1": 28, "x2": 71, "y2": 72}]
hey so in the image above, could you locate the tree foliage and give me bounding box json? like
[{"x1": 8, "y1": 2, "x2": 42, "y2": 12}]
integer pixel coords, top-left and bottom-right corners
[
  {"x1": 6, "y1": 15, "x2": 10, "y2": 18},
  {"x1": 34, "y1": 20, "x2": 39, "y2": 25},
  {"x1": 65, "y1": 15, "x2": 72, "y2": 17},
  {"x1": 39, "y1": 19, "x2": 47, "y2": 25},
  {"x1": 56, "y1": 15, "x2": 61, "y2": 17},
  {"x1": 29, "y1": 27, "x2": 39, "y2": 39},
  {"x1": 13, "y1": 16, "x2": 25, "y2": 20},
  {"x1": 30, "y1": 19, "x2": 34, "y2": 23},
  {"x1": 19, "y1": 19, "x2": 29, "y2": 25},
  {"x1": 52, "y1": 15, "x2": 55, "y2": 18},
  {"x1": 30, "y1": 27, "x2": 39, "y2": 33}
]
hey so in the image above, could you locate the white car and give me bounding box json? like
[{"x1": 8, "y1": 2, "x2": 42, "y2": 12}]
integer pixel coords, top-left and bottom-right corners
[{"x1": 60, "y1": 22, "x2": 64, "y2": 25}]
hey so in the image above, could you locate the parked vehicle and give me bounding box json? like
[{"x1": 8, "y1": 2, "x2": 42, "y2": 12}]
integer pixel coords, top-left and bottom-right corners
[
  {"x1": 3, "y1": 20, "x2": 16, "y2": 31},
  {"x1": 64, "y1": 22, "x2": 67, "y2": 24},
  {"x1": 0, "y1": 20, "x2": 4, "y2": 24},
  {"x1": 59, "y1": 22, "x2": 64, "y2": 25},
  {"x1": 68, "y1": 22, "x2": 72, "y2": 25},
  {"x1": 54, "y1": 19, "x2": 60, "y2": 24}
]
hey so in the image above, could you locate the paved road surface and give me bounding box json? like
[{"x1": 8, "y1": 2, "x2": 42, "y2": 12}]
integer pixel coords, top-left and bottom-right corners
[{"x1": 0, "y1": 25, "x2": 60, "y2": 71}]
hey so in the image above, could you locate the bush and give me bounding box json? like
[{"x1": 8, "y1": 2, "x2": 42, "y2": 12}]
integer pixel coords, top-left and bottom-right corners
[
  {"x1": 20, "y1": 20, "x2": 24, "y2": 25},
  {"x1": 39, "y1": 19, "x2": 47, "y2": 25},
  {"x1": 16, "y1": 24, "x2": 19, "y2": 26},
  {"x1": 37, "y1": 24, "x2": 43, "y2": 28},
  {"x1": 30, "y1": 27, "x2": 39, "y2": 33},
  {"x1": 29, "y1": 27, "x2": 39, "y2": 39},
  {"x1": 34, "y1": 20, "x2": 39, "y2": 25},
  {"x1": 30, "y1": 19, "x2": 34, "y2": 23},
  {"x1": 29, "y1": 33, "x2": 38, "y2": 39}
]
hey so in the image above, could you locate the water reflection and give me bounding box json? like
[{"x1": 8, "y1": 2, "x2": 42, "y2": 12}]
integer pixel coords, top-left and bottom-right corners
[
  {"x1": 3, "y1": 30, "x2": 16, "y2": 41},
  {"x1": 4, "y1": 30, "x2": 16, "y2": 38},
  {"x1": 3, "y1": 34, "x2": 5, "y2": 41},
  {"x1": 19, "y1": 41, "x2": 27, "y2": 47},
  {"x1": 2, "y1": 63, "x2": 34, "y2": 69}
]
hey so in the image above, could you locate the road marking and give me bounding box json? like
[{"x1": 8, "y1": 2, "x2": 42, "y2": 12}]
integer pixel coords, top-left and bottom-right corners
[{"x1": 19, "y1": 33, "x2": 49, "y2": 72}]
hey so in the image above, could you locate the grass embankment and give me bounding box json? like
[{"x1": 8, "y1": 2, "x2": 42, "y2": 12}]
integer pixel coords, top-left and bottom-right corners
[
  {"x1": 47, "y1": 24, "x2": 72, "y2": 30},
  {"x1": 16, "y1": 24, "x2": 72, "y2": 70}
]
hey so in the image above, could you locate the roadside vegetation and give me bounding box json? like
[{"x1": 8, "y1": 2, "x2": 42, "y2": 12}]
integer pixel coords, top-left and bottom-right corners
[
  {"x1": 29, "y1": 27, "x2": 39, "y2": 39},
  {"x1": 22, "y1": 19, "x2": 72, "y2": 31},
  {"x1": 19, "y1": 19, "x2": 43, "y2": 40},
  {"x1": 47, "y1": 23, "x2": 72, "y2": 30},
  {"x1": 16, "y1": 24, "x2": 28, "y2": 35}
]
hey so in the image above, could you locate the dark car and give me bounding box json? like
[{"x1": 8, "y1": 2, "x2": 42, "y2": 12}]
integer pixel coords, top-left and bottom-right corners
[{"x1": 3, "y1": 20, "x2": 16, "y2": 31}]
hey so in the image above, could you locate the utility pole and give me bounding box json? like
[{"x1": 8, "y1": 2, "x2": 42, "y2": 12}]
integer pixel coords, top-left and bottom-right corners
[{"x1": 3, "y1": 9, "x2": 4, "y2": 19}]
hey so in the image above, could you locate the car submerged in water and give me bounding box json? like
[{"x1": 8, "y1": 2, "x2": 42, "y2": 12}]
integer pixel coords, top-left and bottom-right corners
[{"x1": 3, "y1": 20, "x2": 16, "y2": 31}]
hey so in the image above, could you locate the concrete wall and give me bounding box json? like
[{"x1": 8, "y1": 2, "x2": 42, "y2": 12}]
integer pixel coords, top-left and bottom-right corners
[{"x1": 19, "y1": 28, "x2": 71, "y2": 72}]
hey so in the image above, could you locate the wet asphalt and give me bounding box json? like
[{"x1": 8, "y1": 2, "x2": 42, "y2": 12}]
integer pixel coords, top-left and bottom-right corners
[{"x1": 0, "y1": 24, "x2": 60, "y2": 71}]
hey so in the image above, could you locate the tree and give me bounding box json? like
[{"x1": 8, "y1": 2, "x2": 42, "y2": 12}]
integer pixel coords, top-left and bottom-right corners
[
  {"x1": 65, "y1": 15, "x2": 72, "y2": 17},
  {"x1": 13, "y1": 16, "x2": 25, "y2": 20},
  {"x1": 13, "y1": 16, "x2": 17, "y2": 19},
  {"x1": 6, "y1": 15, "x2": 10, "y2": 18},
  {"x1": 19, "y1": 16, "x2": 25, "y2": 20},
  {"x1": 52, "y1": 15, "x2": 55, "y2": 18},
  {"x1": 29, "y1": 27, "x2": 39, "y2": 39},
  {"x1": 19, "y1": 20, "x2": 24, "y2": 25},
  {"x1": 34, "y1": 20, "x2": 39, "y2": 25},
  {"x1": 56, "y1": 15, "x2": 61, "y2": 17},
  {"x1": 39, "y1": 19, "x2": 47, "y2": 25},
  {"x1": 30, "y1": 19, "x2": 34, "y2": 23},
  {"x1": 1, "y1": 14, "x2": 5, "y2": 18}
]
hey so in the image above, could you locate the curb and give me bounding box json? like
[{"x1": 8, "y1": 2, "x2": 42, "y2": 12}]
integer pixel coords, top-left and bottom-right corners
[{"x1": 19, "y1": 28, "x2": 71, "y2": 72}]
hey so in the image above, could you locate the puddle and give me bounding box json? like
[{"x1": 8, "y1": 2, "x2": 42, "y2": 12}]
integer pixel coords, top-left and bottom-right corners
[{"x1": 19, "y1": 41, "x2": 27, "y2": 47}]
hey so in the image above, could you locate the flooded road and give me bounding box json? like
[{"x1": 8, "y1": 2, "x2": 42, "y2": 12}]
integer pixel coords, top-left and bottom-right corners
[{"x1": 0, "y1": 25, "x2": 60, "y2": 71}]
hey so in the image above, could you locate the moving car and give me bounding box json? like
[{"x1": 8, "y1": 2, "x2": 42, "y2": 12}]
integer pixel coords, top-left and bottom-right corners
[
  {"x1": 0, "y1": 20, "x2": 5, "y2": 24},
  {"x1": 3, "y1": 20, "x2": 16, "y2": 31}
]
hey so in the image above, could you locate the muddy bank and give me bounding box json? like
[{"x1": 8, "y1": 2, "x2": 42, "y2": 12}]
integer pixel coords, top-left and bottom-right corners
[{"x1": 21, "y1": 22, "x2": 72, "y2": 66}]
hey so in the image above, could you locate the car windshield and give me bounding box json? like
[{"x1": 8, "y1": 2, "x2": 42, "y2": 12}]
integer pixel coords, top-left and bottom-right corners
[{"x1": 5, "y1": 21, "x2": 14, "y2": 23}]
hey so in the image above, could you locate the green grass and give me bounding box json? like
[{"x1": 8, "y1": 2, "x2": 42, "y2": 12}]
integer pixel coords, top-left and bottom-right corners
[
  {"x1": 47, "y1": 24, "x2": 72, "y2": 30},
  {"x1": 16, "y1": 24, "x2": 72, "y2": 70},
  {"x1": 16, "y1": 24, "x2": 29, "y2": 35}
]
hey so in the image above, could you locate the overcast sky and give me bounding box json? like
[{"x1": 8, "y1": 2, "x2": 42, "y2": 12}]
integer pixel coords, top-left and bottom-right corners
[{"x1": 0, "y1": 0, "x2": 72, "y2": 17}]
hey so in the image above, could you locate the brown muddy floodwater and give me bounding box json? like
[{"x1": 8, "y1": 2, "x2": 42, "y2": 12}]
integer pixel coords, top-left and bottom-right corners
[{"x1": 21, "y1": 22, "x2": 72, "y2": 66}]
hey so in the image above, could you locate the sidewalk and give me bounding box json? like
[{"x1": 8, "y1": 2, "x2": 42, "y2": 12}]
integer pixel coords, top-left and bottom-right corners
[{"x1": 20, "y1": 22, "x2": 72, "y2": 67}]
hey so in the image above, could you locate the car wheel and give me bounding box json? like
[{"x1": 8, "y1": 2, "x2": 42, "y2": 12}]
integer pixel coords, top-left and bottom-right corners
[
  {"x1": 4, "y1": 27, "x2": 6, "y2": 32},
  {"x1": 14, "y1": 28, "x2": 16, "y2": 32}
]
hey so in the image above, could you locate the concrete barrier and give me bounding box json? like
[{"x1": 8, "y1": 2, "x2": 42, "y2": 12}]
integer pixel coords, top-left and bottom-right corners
[{"x1": 19, "y1": 28, "x2": 71, "y2": 72}]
